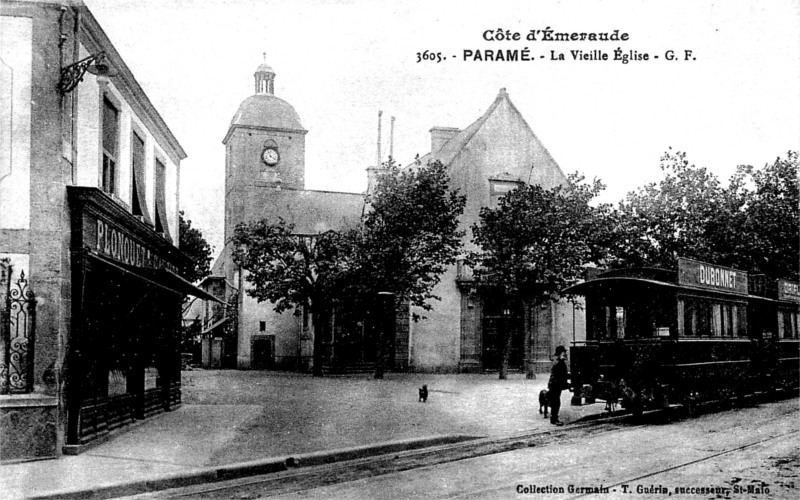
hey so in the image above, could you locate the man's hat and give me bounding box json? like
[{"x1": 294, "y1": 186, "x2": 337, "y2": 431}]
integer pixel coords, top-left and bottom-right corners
[{"x1": 554, "y1": 345, "x2": 567, "y2": 356}]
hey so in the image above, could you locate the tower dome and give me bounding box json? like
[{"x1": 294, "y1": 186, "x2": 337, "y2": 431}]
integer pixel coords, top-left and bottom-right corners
[{"x1": 225, "y1": 56, "x2": 306, "y2": 138}]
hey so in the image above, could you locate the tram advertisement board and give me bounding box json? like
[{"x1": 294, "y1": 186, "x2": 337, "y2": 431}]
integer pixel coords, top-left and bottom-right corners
[{"x1": 677, "y1": 257, "x2": 748, "y2": 295}]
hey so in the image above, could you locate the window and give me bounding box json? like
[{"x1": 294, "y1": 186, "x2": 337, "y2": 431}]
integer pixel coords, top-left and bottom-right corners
[
  {"x1": 683, "y1": 298, "x2": 711, "y2": 336},
  {"x1": 154, "y1": 158, "x2": 171, "y2": 241},
  {"x1": 101, "y1": 97, "x2": 119, "y2": 194},
  {"x1": 682, "y1": 297, "x2": 745, "y2": 337},
  {"x1": 259, "y1": 321, "x2": 266, "y2": 332},
  {"x1": 131, "y1": 131, "x2": 151, "y2": 224},
  {"x1": 779, "y1": 310, "x2": 799, "y2": 339},
  {"x1": 489, "y1": 180, "x2": 522, "y2": 208}
]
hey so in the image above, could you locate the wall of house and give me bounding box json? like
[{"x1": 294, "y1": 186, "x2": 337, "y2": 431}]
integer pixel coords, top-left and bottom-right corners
[
  {"x1": 409, "y1": 267, "x2": 461, "y2": 372},
  {"x1": 75, "y1": 44, "x2": 180, "y2": 243},
  {"x1": 0, "y1": 15, "x2": 32, "y2": 231},
  {"x1": 1, "y1": 4, "x2": 64, "y2": 462},
  {"x1": 236, "y1": 282, "x2": 303, "y2": 370},
  {"x1": 0, "y1": 13, "x2": 35, "y2": 372},
  {"x1": 409, "y1": 95, "x2": 571, "y2": 373}
]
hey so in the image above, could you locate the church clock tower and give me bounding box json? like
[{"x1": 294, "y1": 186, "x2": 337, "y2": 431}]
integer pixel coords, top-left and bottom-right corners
[{"x1": 222, "y1": 56, "x2": 308, "y2": 243}]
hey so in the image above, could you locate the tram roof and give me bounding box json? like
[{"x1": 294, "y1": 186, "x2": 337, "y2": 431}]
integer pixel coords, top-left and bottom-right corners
[
  {"x1": 562, "y1": 276, "x2": 799, "y2": 306},
  {"x1": 561, "y1": 276, "x2": 679, "y2": 297}
]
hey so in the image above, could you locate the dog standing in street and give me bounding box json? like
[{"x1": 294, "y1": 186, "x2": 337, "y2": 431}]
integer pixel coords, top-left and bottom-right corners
[{"x1": 538, "y1": 389, "x2": 549, "y2": 418}]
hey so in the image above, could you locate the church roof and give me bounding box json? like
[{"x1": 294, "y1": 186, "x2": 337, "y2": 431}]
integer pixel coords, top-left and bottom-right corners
[
  {"x1": 255, "y1": 62, "x2": 275, "y2": 74},
  {"x1": 228, "y1": 94, "x2": 306, "y2": 133},
  {"x1": 251, "y1": 188, "x2": 365, "y2": 234}
]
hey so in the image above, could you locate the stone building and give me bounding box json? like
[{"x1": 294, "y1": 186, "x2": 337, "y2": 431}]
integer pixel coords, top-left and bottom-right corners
[
  {"x1": 408, "y1": 88, "x2": 584, "y2": 374},
  {"x1": 209, "y1": 60, "x2": 366, "y2": 371},
  {"x1": 202, "y1": 62, "x2": 584, "y2": 375},
  {"x1": 0, "y1": 0, "x2": 212, "y2": 462}
]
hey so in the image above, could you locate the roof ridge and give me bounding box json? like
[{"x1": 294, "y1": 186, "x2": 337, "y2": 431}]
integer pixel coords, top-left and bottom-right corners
[{"x1": 432, "y1": 88, "x2": 509, "y2": 166}]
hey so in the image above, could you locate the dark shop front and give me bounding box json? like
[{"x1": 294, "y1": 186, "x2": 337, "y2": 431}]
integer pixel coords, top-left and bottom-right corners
[{"x1": 65, "y1": 187, "x2": 215, "y2": 452}]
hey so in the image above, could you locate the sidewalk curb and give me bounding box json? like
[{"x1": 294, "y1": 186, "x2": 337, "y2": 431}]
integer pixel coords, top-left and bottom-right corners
[{"x1": 27, "y1": 435, "x2": 481, "y2": 500}]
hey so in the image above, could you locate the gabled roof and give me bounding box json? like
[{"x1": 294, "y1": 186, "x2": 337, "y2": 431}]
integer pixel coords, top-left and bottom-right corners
[{"x1": 412, "y1": 88, "x2": 564, "y2": 181}]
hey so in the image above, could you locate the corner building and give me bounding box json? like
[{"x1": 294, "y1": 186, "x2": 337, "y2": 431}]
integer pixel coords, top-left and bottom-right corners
[{"x1": 0, "y1": 0, "x2": 210, "y2": 462}]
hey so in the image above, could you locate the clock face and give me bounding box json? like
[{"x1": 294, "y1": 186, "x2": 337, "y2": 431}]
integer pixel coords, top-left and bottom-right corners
[{"x1": 262, "y1": 148, "x2": 279, "y2": 166}]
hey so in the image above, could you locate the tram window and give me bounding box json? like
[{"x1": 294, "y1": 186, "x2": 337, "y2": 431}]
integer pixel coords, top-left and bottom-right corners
[
  {"x1": 697, "y1": 301, "x2": 711, "y2": 336},
  {"x1": 683, "y1": 300, "x2": 695, "y2": 336},
  {"x1": 683, "y1": 298, "x2": 712, "y2": 337},
  {"x1": 779, "y1": 310, "x2": 799, "y2": 339},
  {"x1": 736, "y1": 306, "x2": 748, "y2": 337},
  {"x1": 615, "y1": 306, "x2": 626, "y2": 339},
  {"x1": 720, "y1": 304, "x2": 734, "y2": 337},
  {"x1": 711, "y1": 304, "x2": 722, "y2": 336}
]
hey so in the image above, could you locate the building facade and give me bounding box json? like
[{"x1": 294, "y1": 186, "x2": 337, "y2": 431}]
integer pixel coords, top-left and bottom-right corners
[
  {"x1": 0, "y1": 0, "x2": 209, "y2": 462},
  {"x1": 408, "y1": 88, "x2": 584, "y2": 374},
  {"x1": 215, "y1": 61, "x2": 365, "y2": 371},
  {"x1": 202, "y1": 63, "x2": 584, "y2": 375}
]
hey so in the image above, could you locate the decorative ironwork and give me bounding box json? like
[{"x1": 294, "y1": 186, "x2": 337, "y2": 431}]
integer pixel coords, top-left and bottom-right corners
[
  {"x1": 58, "y1": 52, "x2": 112, "y2": 94},
  {"x1": 1, "y1": 266, "x2": 36, "y2": 394}
]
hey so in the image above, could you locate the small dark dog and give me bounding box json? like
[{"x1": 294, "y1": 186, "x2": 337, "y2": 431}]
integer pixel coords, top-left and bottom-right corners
[
  {"x1": 419, "y1": 385, "x2": 428, "y2": 403},
  {"x1": 538, "y1": 389, "x2": 549, "y2": 418}
]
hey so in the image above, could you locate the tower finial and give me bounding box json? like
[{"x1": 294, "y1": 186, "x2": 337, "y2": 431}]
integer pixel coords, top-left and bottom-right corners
[{"x1": 254, "y1": 55, "x2": 275, "y2": 95}]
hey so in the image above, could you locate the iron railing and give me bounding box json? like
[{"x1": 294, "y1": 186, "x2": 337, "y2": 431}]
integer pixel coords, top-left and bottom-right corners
[{"x1": 0, "y1": 263, "x2": 36, "y2": 394}]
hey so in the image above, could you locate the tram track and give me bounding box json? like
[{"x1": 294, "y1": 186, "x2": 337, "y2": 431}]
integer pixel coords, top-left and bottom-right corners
[
  {"x1": 567, "y1": 428, "x2": 800, "y2": 499},
  {"x1": 123, "y1": 420, "x2": 623, "y2": 498},
  {"x1": 126, "y1": 397, "x2": 798, "y2": 499},
  {"x1": 126, "y1": 407, "x2": 668, "y2": 499}
]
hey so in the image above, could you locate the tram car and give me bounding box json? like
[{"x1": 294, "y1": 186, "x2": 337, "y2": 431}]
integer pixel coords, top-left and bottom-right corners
[{"x1": 563, "y1": 257, "x2": 800, "y2": 414}]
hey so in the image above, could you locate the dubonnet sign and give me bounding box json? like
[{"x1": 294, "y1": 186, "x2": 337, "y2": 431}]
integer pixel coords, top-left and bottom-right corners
[{"x1": 677, "y1": 257, "x2": 748, "y2": 295}]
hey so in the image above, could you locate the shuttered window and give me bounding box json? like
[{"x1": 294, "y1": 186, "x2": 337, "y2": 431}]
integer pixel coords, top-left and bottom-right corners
[
  {"x1": 131, "y1": 131, "x2": 152, "y2": 224},
  {"x1": 101, "y1": 97, "x2": 119, "y2": 194},
  {"x1": 154, "y1": 158, "x2": 171, "y2": 241}
]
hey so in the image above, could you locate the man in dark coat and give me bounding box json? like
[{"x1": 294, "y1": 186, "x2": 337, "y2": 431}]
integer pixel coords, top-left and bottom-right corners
[{"x1": 548, "y1": 345, "x2": 570, "y2": 426}]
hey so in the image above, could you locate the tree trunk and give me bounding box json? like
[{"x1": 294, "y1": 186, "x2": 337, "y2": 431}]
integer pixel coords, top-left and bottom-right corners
[
  {"x1": 499, "y1": 322, "x2": 513, "y2": 380},
  {"x1": 311, "y1": 299, "x2": 323, "y2": 377},
  {"x1": 374, "y1": 292, "x2": 395, "y2": 379}
]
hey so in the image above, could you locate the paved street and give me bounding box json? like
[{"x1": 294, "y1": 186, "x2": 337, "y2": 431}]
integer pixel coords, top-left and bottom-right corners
[
  {"x1": 1, "y1": 369, "x2": 599, "y2": 499},
  {"x1": 6, "y1": 369, "x2": 796, "y2": 500},
  {"x1": 254, "y1": 397, "x2": 799, "y2": 500},
  {"x1": 179, "y1": 369, "x2": 601, "y2": 466}
]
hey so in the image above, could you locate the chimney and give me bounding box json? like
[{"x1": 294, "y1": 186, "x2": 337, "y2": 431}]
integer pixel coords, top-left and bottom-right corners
[
  {"x1": 430, "y1": 126, "x2": 460, "y2": 153},
  {"x1": 366, "y1": 165, "x2": 381, "y2": 195}
]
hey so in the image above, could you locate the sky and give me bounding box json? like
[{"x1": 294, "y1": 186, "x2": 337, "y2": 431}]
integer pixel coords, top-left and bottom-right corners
[{"x1": 82, "y1": 0, "x2": 800, "y2": 255}]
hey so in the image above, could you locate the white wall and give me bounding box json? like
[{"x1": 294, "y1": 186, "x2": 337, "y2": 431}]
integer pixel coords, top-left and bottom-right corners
[
  {"x1": 75, "y1": 43, "x2": 180, "y2": 243},
  {"x1": 0, "y1": 16, "x2": 32, "y2": 230}
]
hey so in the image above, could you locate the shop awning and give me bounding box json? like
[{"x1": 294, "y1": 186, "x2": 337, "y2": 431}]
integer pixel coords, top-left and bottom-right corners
[{"x1": 86, "y1": 251, "x2": 223, "y2": 303}]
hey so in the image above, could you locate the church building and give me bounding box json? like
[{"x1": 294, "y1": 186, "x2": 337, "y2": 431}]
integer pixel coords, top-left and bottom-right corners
[{"x1": 203, "y1": 61, "x2": 584, "y2": 375}]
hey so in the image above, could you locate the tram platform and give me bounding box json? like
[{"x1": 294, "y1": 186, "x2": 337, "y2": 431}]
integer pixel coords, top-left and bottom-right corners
[{"x1": 1, "y1": 369, "x2": 604, "y2": 499}]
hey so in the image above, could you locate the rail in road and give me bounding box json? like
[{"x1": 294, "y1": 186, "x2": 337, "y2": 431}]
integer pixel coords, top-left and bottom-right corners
[
  {"x1": 568, "y1": 426, "x2": 798, "y2": 499},
  {"x1": 124, "y1": 392, "x2": 798, "y2": 499}
]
